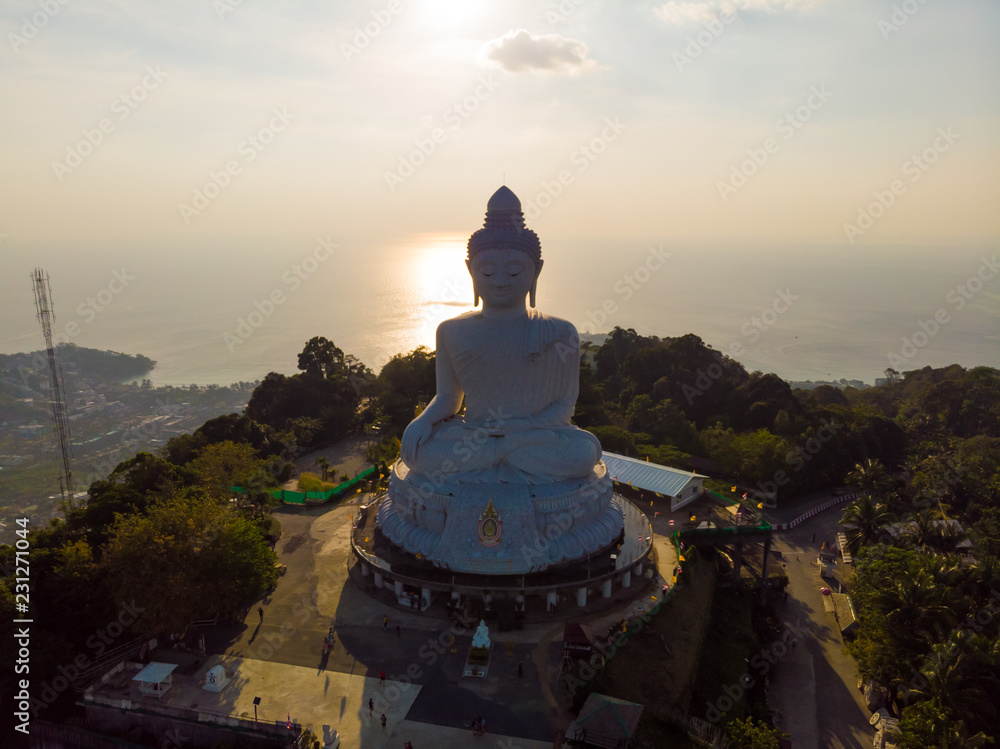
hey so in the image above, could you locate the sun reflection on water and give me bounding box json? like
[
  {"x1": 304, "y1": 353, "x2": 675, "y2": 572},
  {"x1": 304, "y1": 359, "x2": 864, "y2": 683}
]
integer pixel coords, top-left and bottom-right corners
[{"x1": 405, "y1": 235, "x2": 475, "y2": 350}]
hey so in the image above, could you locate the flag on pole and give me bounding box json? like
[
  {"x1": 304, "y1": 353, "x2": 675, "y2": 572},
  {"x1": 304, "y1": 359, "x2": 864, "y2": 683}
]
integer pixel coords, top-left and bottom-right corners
[{"x1": 287, "y1": 713, "x2": 291, "y2": 729}]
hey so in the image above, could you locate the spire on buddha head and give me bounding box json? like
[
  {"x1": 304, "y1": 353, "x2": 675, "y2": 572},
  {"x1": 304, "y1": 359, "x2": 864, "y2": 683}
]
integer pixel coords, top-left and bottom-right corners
[{"x1": 467, "y1": 186, "x2": 542, "y2": 266}]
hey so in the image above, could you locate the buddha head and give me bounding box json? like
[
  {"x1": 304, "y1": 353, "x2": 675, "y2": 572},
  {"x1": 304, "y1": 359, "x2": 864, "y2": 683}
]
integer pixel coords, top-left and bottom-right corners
[{"x1": 467, "y1": 186, "x2": 543, "y2": 309}]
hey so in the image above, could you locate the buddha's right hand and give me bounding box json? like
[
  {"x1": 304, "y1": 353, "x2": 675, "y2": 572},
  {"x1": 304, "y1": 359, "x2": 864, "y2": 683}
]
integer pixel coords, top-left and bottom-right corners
[{"x1": 401, "y1": 417, "x2": 433, "y2": 466}]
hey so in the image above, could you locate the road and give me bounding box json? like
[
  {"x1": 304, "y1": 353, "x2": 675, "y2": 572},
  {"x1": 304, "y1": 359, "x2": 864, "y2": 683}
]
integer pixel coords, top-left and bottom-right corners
[{"x1": 766, "y1": 504, "x2": 873, "y2": 749}]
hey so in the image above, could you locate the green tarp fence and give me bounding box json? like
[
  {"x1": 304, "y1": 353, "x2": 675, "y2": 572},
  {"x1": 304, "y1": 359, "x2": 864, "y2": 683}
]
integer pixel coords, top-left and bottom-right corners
[
  {"x1": 707, "y1": 488, "x2": 739, "y2": 505},
  {"x1": 231, "y1": 464, "x2": 379, "y2": 506},
  {"x1": 602, "y1": 531, "x2": 689, "y2": 661}
]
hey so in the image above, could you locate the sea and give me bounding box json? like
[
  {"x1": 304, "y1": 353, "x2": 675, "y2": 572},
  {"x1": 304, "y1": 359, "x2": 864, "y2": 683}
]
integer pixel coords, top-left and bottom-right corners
[{"x1": 2, "y1": 238, "x2": 997, "y2": 388}]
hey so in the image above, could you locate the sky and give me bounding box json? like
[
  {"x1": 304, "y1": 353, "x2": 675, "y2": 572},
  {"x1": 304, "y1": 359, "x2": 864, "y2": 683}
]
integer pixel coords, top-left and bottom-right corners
[{"x1": 1, "y1": 0, "x2": 998, "y2": 252}]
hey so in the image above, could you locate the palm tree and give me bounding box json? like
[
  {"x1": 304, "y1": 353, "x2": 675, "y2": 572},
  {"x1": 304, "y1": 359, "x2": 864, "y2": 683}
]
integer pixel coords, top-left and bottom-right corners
[
  {"x1": 840, "y1": 494, "x2": 895, "y2": 555},
  {"x1": 880, "y1": 568, "x2": 956, "y2": 648},
  {"x1": 903, "y1": 632, "x2": 998, "y2": 731},
  {"x1": 847, "y1": 458, "x2": 893, "y2": 500},
  {"x1": 315, "y1": 456, "x2": 331, "y2": 482},
  {"x1": 906, "y1": 509, "x2": 938, "y2": 550}
]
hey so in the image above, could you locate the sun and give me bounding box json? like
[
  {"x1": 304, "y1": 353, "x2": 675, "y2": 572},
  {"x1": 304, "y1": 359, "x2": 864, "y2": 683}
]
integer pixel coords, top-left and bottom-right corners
[{"x1": 415, "y1": 0, "x2": 485, "y2": 31}]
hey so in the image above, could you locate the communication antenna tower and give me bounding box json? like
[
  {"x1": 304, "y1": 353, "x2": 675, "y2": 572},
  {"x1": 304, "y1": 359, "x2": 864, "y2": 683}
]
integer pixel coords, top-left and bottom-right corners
[{"x1": 31, "y1": 268, "x2": 74, "y2": 504}]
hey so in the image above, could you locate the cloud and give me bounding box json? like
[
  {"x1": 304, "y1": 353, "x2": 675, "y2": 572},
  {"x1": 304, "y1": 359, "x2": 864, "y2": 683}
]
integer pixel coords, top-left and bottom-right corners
[
  {"x1": 478, "y1": 29, "x2": 597, "y2": 74},
  {"x1": 654, "y1": 0, "x2": 828, "y2": 25},
  {"x1": 654, "y1": 2, "x2": 719, "y2": 25}
]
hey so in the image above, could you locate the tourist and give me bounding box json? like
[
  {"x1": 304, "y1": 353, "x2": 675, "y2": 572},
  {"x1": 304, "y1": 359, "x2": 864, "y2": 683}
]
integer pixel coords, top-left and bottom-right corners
[
  {"x1": 368, "y1": 697, "x2": 373, "y2": 716},
  {"x1": 396, "y1": 624, "x2": 401, "y2": 638},
  {"x1": 381, "y1": 713, "x2": 387, "y2": 730},
  {"x1": 258, "y1": 606, "x2": 264, "y2": 622},
  {"x1": 383, "y1": 614, "x2": 388, "y2": 629},
  {"x1": 379, "y1": 670, "x2": 386, "y2": 686}
]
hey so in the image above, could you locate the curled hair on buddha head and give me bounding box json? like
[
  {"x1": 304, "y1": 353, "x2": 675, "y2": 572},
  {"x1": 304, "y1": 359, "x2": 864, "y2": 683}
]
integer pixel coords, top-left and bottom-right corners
[
  {"x1": 467, "y1": 186, "x2": 542, "y2": 266},
  {"x1": 467, "y1": 186, "x2": 543, "y2": 307}
]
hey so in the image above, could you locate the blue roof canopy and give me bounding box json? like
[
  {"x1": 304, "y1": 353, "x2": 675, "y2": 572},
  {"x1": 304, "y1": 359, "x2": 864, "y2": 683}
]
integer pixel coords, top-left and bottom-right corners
[{"x1": 601, "y1": 452, "x2": 706, "y2": 497}]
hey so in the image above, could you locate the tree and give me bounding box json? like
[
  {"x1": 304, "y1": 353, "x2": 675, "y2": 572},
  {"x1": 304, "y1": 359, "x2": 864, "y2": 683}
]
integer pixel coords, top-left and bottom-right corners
[
  {"x1": 316, "y1": 456, "x2": 331, "y2": 482},
  {"x1": 902, "y1": 631, "x2": 998, "y2": 732},
  {"x1": 370, "y1": 346, "x2": 436, "y2": 433},
  {"x1": 840, "y1": 494, "x2": 895, "y2": 555},
  {"x1": 725, "y1": 717, "x2": 786, "y2": 749},
  {"x1": 101, "y1": 493, "x2": 278, "y2": 634},
  {"x1": 71, "y1": 452, "x2": 197, "y2": 546},
  {"x1": 879, "y1": 567, "x2": 957, "y2": 649},
  {"x1": 297, "y1": 336, "x2": 345, "y2": 379},
  {"x1": 847, "y1": 458, "x2": 894, "y2": 500},
  {"x1": 898, "y1": 699, "x2": 993, "y2": 749},
  {"x1": 190, "y1": 441, "x2": 270, "y2": 500}
]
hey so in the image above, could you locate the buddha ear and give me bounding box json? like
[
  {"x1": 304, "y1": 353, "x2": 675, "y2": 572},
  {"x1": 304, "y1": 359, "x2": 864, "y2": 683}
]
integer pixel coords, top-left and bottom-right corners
[
  {"x1": 466, "y1": 259, "x2": 481, "y2": 307},
  {"x1": 529, "y1": 260, "x2": 543, "y2": 308}
]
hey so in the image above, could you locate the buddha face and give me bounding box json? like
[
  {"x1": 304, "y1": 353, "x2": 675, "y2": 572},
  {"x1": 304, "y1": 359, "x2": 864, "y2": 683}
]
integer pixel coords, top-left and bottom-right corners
[{"x1": 467, "y1": 249, "x2": 542, "y2": 310}]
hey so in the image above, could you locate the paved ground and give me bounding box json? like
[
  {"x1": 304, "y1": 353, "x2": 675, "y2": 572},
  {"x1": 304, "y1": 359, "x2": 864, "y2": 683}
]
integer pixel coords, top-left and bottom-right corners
[
  {"x1": 204, "y1": 461, "x2": 875, "y2": 749},
  {"x1": 283, "y1": 434, "x2": 371, "y2": 490},
  {"x1": 199, "y1": 474, "x2": 681, "y2": 748},
  {"x1": 766, "y1": 506, "x2": 873, "y2": 749}
]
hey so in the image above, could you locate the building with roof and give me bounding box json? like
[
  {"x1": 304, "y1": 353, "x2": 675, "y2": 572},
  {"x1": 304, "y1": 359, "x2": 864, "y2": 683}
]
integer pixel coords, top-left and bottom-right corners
[
  {"x1": 601, "y1": 452, "x2": 706, "y2": 511},
  {"x1": 565, "y1": 693, "x2": 643, "y2": 748}
]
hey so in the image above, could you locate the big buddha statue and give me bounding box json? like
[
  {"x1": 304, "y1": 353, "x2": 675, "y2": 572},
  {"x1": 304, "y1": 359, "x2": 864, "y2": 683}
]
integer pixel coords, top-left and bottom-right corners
[
  {"x1": 377, "y1": 186, "x2": 623, "y2": 573},
  {"x1": 400, "y1": 185, "x2": 602, "y2": 484}
]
